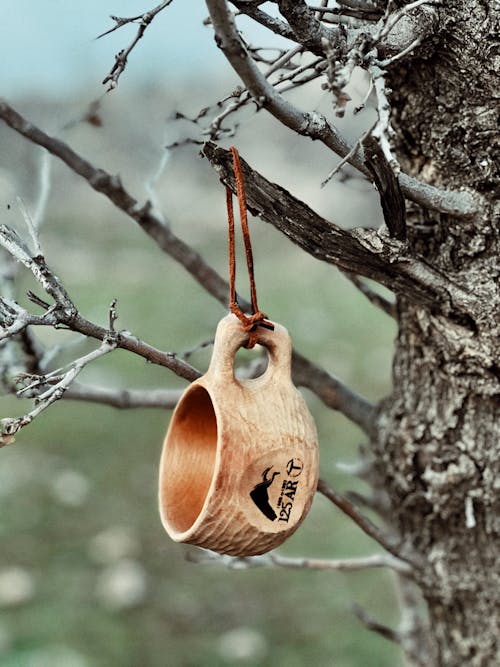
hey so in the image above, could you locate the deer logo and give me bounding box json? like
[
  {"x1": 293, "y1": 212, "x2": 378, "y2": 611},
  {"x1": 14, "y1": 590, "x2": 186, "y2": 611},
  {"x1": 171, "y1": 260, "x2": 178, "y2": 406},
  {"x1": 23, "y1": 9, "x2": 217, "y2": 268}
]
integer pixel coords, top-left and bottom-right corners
[{"x1": 249, "y1": 466, "x2": 280, "y2": 521}]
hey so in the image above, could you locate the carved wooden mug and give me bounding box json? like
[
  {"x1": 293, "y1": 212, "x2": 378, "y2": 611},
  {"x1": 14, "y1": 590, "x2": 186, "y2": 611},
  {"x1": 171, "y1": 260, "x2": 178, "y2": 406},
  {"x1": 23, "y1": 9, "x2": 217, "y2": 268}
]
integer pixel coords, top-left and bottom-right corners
[{"x1": 158, "y1": 313, "x2": 319, "y2": 557}]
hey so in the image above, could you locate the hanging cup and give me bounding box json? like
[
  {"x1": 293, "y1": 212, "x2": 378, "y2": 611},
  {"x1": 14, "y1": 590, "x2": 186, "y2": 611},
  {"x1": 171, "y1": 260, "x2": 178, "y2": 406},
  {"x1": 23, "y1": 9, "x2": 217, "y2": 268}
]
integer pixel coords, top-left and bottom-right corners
[{"x1": 158, "y1": 313, "x2": 319, "y2": 557}]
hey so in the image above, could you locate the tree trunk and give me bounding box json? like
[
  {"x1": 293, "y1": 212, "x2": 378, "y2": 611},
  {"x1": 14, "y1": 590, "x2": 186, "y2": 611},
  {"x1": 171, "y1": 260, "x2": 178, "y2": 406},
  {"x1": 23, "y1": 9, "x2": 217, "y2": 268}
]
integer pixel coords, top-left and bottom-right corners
[{"x1": 376, "y1": 2, "x2": 499, "y2": 664}]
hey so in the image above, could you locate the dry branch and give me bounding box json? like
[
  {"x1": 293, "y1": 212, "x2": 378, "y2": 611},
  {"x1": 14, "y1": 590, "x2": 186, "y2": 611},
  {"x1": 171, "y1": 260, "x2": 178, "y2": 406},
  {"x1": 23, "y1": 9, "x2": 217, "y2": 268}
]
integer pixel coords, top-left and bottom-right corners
[
  {"x1": 343, "y1": 273, "x2": 396, "y2": 318},
  {"x1": 188, "y1": 549, "x2": 412, "y2": 574},
  {"x1": 202, "y1": 142, "x2": 477, "y2": 319},
  {"x1": 63, "y1": 383, "x2": 182, "y2": 409},
  {"x1": 206, "y1": 0, "x2": 481, "y2": 219},
  {"x1": 0, "y1": 100, "x2": 375, "y2": 435},
  {"x1": 100, "y1": 0, "x2": 174, "y2": 90},
  {"x1": 317, "y1": 478, "x2": 420, "y2": 568}
]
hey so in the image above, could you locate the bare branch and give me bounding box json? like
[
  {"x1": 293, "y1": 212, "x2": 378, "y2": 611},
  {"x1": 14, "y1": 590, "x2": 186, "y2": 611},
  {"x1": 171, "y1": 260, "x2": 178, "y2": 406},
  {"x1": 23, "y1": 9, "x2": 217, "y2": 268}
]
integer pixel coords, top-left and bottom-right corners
[
  {"x1": 205, "y1": 0, "x2": 482, "y2": 218},
  {"x1": 352, "y1": 602, "x2": 402, "y2": 643},
  {"x1": 230, "y1": 2, "x2": 295, "y2": 39},
  {"x1": 277, "y1": 0, "x2": 334, "y2": 55},
  {"x1": 100, "y1": 0, "x2": 174, "y2": 90},
  {"x1": 343, "y1": 273, "x2": 397, "y2": 318},
  {"x1": 1, "y1": 338, "x2": 117, "y2": 442},
  {"x1": 63, "y1": 383, "x2": 182, "y2": 409},
  {"x1": 336, "y1": 0, "x2": 383, "y2": 11},
  {"x1": 206, "y1": 0, "x2": 350, "y2": 154},
  {"x1": 188, "y1": 549, "x2": 412, "y2": 574},
  {"x1": 321, "y1": 125, "x2": 372, "y2": 187},
  {"x1": 0, "y1": 100, "x2": 376, "y2": 433},
  {"x1": 202, "y1": 142, "x2": 478, "y2": 318},
  {"x1": 0, "y1": 225, "x2": 200, "y2": 382},
  {"x1": 378, "y1": 35, "x2": 424, "y2": 67},
  {"x1": 317, "y1": 478, "x2": 421, "y2": 568},
  {"x1": 33, "y1": 148, "x2": 52, "y2": 228},
  {"x1": 369, "y1": 66, "x2": 400, "y2": 173},
  {"x1": 363, "y1": 134, "x2": 406, "y2": 240},
  {"x1": 0, "y1": 100, "x2": 232, "y2": 308},
  {"x1": 16, "y1": 197, "x2": 43, "y2": 255},
  {"x1": 291, "y1": 351, "x2": 376, "y2": 436},
  {"x1": 397, "y1": 575, "x2": 434, "y2": 667},
  {"x1": 310, "y1": 4, "x2": 382, "y2": 22}
]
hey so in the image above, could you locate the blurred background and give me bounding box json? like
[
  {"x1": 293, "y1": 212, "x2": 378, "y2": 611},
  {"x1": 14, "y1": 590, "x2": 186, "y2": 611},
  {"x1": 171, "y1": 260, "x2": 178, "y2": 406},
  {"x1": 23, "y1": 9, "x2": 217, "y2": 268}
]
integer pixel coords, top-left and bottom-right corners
[{"x1": 1, "y1": 2, "x2": 401, "y2": 666}]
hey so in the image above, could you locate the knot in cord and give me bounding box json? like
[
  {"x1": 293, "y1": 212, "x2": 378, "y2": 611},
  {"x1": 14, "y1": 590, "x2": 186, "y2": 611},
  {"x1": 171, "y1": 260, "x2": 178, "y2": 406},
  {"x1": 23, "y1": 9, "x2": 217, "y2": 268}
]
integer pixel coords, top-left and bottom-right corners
[
  {"x1": 229, "y1": 305, "x2": 273, "y2": 349},
  {"x1": 226, "y1": 146, "x2": 274, "y2": 349}
]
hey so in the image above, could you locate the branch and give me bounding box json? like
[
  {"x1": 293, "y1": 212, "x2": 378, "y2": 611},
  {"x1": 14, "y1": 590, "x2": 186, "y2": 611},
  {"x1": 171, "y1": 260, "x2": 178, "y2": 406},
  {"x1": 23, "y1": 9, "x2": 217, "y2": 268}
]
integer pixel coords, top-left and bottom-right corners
[
  {"x1": 363, "y1": 134, "x2": 406, "y2": 241},
  {"x1": 368, "y1": 66, "x2": 400, "y2": 174},
  {"x1": 352, "y1": 603, "x2": 401, "y2": 644},
  {"x1": 291, "y1": 351, "x2": 376, "y2": 436},
  {"x1": 317, "y1": 478, "x2": 421, "y2": 568},
  {"x1": 0, "y1": 100, "x2": 376, "y2": 434},
  {"x1": 202, "y1": 142, "x2": 477, "y2": 318},
  {"x1": 1, "y1": 338, "x2": 117, "y2": 442},
  {"x1": 397, "y1": 575, "x2": 434, "y2": 667},
  {"x1": 343, "y1": 273, "x2": 397, "y2": 318},
  {"x1": 231, "y1": 2, "x2": 295, "y2": 39},
  {"x1": 99, "y1": 0, "x2": 174, "y2": 90},
  {"x1": 277, "y1": 0, "x2": 334, "y2": 55},
  {"x1": 63, "y1": 383, "x2": 182, "y2": 409},
  {"x1": 188, "y1": 550, "x2": 412, "y2": 574},
  {"x1": 0, "y1": 99, "x2": 232, "y2": 308},
  {"x1": 205, "y1": 0, "x2": 482, "y2": 218},
  {"x1": 0, "y1": 225, "x2": 200, "y2": 382}
]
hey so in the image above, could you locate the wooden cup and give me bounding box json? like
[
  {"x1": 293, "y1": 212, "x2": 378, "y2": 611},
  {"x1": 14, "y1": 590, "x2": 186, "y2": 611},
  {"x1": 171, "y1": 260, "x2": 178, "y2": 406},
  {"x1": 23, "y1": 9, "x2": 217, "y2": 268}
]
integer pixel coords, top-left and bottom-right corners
[{"x1": 158, "y1": 313, "x2": 319, "y2": 557}]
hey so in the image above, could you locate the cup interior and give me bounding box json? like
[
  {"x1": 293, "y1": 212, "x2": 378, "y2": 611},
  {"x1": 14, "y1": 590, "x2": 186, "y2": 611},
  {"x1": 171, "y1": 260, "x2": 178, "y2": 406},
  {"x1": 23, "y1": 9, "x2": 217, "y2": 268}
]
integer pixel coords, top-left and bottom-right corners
[{"x1": 160, "y1": 385, "x2": 218, "y2": 535}]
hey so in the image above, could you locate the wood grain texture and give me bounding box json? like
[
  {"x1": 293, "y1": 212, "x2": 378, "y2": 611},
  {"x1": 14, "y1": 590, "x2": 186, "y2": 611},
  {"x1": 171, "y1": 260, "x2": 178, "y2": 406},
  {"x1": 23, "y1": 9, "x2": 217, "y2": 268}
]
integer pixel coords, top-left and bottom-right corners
[{"x1": 159, "y1": 314, "x2": 319, "y2": 556}]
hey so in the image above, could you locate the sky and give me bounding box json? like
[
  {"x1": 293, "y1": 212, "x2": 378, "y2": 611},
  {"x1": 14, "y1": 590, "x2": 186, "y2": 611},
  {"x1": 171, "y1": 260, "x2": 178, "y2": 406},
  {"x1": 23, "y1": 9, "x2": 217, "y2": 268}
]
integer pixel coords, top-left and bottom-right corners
[{"x1": 0, "y1": 1, "x2": 226, "y2": 98}]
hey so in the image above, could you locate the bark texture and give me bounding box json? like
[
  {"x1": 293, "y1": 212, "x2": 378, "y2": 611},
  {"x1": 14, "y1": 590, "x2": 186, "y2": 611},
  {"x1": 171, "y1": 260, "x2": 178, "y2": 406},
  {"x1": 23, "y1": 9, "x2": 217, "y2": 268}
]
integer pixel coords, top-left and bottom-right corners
[{"x1": 376, "y1": 2, "x2": 500, "y2": 664}]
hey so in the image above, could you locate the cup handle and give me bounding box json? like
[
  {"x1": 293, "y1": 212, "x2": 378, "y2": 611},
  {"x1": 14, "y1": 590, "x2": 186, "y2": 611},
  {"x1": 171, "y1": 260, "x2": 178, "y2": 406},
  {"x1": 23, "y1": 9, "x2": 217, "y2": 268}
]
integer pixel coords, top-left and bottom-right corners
[{"x1": 208, "y1": 313, "x2": 292, "y2": 384}]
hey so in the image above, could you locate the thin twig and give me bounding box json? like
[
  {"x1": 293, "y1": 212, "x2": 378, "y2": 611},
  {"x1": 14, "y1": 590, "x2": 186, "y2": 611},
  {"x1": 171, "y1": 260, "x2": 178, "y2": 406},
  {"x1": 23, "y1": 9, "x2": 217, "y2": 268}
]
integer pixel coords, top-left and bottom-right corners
[
  {"x1": 375, "y1": 0, "x2": 438, "y2": 43},
  {"x1": 0, "y1": 224, "x2": 200, "y2": 381},
  {"x1": 63, "y1": 383, "x2": 182, "y2": 409},
  {"x1": 1, "y1": 339, "x2": 117, "y2": 441},
  {"x1": 100, "y1": 0, "x2": 174, "y2": 90},
  {"x1": 317, "y1": 478, "x2": 419, "y2": 568},
  {"x1": 33, "y1": 149, "x2": 52, "y2": 228},
  {"x1": 188, "y1": 550, "x2": 412, "y2": 574},
  {"x1": 321, "y1": 125, "x2": 373, "y2": 187},
  {"x1": 378, "y1": 35, "x2": 424, "y2": 67},
  {"x1": 352, "y1": 603, "x2": 401, "y2": 643},
  {"x1": 16, "y1": 198, "x2": 42, "y2": 256},
  {"x1": 231, "y1": 2, "x2": 295, "y2": 39},
  {"x1": 343, "y1": 272, "x2": 397, "y2": 318}
]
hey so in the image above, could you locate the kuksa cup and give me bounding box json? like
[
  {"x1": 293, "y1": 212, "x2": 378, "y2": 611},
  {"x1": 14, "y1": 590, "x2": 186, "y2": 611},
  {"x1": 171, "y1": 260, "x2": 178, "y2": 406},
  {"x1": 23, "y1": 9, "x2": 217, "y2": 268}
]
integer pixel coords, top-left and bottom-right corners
[{"x1": 158, "y1": 314, "x2": 319, "y2": 557}]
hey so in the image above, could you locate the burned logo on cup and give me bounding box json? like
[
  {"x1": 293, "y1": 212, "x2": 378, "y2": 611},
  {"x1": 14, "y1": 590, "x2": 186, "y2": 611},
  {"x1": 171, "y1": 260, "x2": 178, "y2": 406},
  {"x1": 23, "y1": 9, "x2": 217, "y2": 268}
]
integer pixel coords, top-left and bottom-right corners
[{"x1": 249, "y1": 458, "x2": 304, "y2": 522}]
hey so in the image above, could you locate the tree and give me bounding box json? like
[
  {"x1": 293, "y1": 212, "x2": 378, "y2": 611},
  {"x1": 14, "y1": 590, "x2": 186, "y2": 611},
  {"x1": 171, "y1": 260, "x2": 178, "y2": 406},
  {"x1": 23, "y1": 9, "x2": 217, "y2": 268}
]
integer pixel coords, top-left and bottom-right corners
[{"x1": 0, "y1": 2, "x2": 498, "y2": 666}]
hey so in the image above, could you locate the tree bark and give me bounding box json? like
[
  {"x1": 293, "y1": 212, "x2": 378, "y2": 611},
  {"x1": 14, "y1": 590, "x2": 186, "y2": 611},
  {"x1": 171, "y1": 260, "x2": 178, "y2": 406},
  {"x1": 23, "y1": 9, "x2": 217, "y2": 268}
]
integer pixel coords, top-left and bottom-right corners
[{"x1": 376, "y1": 2, "x2": 499, "y2": 664}]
